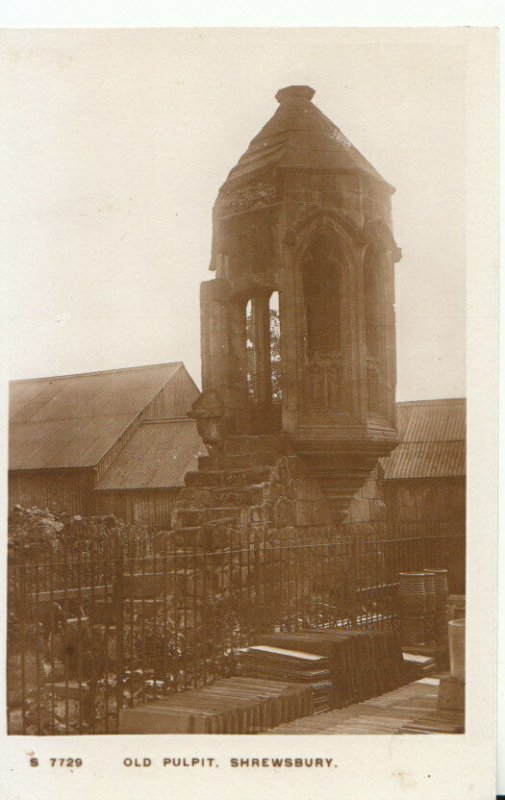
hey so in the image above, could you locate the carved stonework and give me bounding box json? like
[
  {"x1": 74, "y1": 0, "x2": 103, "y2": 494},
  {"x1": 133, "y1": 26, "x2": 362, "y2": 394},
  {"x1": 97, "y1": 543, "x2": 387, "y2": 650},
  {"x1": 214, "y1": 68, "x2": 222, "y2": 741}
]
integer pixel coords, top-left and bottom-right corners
[
  {"x1": 362, "y1": 217, "x2": 402, "y2": 262},
  {"x1": 284, "y1": 228, "x2": 297, "y2": 248},
  {"x1": 188, "y1": 390, "x2": 227, "y2": 453},
  {"x1": 221, "y1": 181, "x2": 280, "y2": 213},
  {"x1": 304, "y1": 352, "x2": 345, "y2": 412},
  {"x1": 326, "y1": 126, "x2": 353, "y2": 151},
  {"x1": 366, "y1": 359, "x2": 380, "y2": 415},
  {"x1": 202, "y1": 85, "x2": 399, "y2": 518}
]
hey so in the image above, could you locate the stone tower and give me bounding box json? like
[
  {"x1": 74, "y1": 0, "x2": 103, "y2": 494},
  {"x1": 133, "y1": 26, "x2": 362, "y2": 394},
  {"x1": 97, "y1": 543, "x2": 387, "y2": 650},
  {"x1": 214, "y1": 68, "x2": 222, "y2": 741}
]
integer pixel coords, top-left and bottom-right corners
[{"x1": 194, "y1": 85, "x2": 401, "y2": 520}]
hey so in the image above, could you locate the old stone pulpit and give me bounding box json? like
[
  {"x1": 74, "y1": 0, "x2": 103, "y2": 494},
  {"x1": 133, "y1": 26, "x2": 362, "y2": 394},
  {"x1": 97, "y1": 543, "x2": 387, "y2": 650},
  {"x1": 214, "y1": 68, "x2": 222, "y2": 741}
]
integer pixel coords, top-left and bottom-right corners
[{"x1": 194, "y1": 85, "x2": 402, "y2": 519}]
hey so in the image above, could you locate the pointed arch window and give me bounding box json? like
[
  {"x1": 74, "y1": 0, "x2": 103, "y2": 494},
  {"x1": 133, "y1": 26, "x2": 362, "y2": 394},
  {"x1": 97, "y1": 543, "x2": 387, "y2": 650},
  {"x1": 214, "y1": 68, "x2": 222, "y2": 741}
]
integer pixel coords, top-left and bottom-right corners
[
  {"x1": 303, "y1": 237, "x2": 342, "y2": 359},
  {"x1": 364, "y1": 246, "x2": 382, "y2": 414},
  {"x1": 245, "y1": 299, "x2": 255, "y2": 400},
  {"x1": 302, "y1": 236, "x2": 345, "y2": 411},
  {"x1": 269, "y1": 291, "x2": 282, "y2": 403},
  {"x1": 364, "y1": 247, "x2": 380, "y2": 360}
]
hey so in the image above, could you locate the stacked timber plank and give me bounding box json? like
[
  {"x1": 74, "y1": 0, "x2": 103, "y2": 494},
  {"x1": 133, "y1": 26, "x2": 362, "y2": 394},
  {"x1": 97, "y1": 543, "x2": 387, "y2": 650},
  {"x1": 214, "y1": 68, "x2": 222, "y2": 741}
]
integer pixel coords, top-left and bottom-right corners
[
  {"x1": 262, "y1": 676, "x2": 464, "y2": 735},
  {"x1": 402, "y1": 652, "x2": 436, "y2": 681},
  {"x1": 254, "y1": 628, "x2": 405, "y2": 709},
  {"x1": 236, "y1": 645, "x2": 331, "y2": 682},
  {"x1": 236, "y1": 645, "x2": 333, "y2": 714},
  {"x1": 118, "y1": 676, "x2": 313, "y2": 734}
]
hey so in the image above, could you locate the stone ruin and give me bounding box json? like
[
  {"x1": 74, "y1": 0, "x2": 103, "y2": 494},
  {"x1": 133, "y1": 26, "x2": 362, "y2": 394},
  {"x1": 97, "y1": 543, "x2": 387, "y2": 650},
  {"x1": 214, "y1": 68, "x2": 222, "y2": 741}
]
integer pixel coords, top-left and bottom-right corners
[
  {"x1": 154, "y1": 86, "x2": 403, "y2": 634},
  {"x1": 188, "y1": 84, "x2": 401, "y2": 525}
]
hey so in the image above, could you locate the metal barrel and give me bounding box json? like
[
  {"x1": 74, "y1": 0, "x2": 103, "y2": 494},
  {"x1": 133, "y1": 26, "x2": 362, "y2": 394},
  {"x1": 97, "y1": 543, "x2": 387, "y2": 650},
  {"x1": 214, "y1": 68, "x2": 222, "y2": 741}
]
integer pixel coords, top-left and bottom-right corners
[{"x1": 398, "y1": 572, "x2": 426, "y2": 616}]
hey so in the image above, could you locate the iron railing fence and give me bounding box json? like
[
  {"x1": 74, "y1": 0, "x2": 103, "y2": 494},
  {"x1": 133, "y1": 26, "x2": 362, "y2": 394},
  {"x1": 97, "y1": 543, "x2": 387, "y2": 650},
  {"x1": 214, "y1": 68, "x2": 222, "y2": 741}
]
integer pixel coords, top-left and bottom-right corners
[{"x1": 7, "y1": 519, "x2": 464, "y2": 735}]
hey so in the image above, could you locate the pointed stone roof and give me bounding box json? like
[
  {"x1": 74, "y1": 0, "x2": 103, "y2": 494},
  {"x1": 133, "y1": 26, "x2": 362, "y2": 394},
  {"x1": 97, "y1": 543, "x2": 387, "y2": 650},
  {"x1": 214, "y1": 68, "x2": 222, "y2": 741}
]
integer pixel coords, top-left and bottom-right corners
[{"x1": 222, "y1": 85, "x2": 393, "y2": 192}]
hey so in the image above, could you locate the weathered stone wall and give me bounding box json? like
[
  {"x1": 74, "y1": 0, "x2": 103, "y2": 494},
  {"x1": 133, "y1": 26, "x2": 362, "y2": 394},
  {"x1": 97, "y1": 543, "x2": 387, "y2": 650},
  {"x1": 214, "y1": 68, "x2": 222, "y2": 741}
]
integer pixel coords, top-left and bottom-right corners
[
  {"x1": 344, "y1": 464, "x2": 387, "y2": 525},
  {"x1": 147, "y1": 447, "x2": 351, "y2": 685}
]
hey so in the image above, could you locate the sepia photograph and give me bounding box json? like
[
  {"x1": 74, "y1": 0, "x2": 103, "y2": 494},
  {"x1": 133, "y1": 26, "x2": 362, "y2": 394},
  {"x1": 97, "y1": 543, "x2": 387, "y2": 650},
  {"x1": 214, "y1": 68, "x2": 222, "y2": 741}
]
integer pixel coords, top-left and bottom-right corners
[{"x1": 0, "y1": 20, "x2": 499, "y2": 800}]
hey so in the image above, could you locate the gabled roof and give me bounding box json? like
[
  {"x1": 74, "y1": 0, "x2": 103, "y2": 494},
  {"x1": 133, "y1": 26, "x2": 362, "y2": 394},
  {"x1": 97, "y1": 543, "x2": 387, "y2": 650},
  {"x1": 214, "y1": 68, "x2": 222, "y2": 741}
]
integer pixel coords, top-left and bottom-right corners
[
  {"x1": 382, "y1": 398, "x2": 466, "y2": 480},
  {"x1": 222, "y1": 85, "x2": 392, "y2": 190},
  {"x1": 96, "y1": 419, "x2": 207, "y2": 491},
  {"x1": 9, "y1": 362, "x2": 185, "y2": 470}
]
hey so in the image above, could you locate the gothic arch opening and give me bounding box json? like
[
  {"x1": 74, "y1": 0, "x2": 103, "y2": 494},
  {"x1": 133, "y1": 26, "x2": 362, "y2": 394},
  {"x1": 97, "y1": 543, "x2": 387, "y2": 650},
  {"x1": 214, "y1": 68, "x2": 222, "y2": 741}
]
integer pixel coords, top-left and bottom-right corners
[
  {"x1": 302, "y1": 236, "x2": 342, "y2": 359},
  {"x1": 269, "y1": 290, "x2": 282, "y2": 403},
  {"x1": 364, "y1": 247, "x2": 380, "y2": 359},
  {"x1": 246, "y1": 292, "x2": 282, "y2": 406},
  {"x1": 364, "y1": 246, "x2": 382, "y2": 414},
  {"x1": 245, "y1": 291, "x2": 282, "y2": 432},
  {"x1": 245, "y1": 298, "x2": 255, "y2": 401},
  {"x1": 302, "y1": 236, "x2": 345, "y2": 411}
]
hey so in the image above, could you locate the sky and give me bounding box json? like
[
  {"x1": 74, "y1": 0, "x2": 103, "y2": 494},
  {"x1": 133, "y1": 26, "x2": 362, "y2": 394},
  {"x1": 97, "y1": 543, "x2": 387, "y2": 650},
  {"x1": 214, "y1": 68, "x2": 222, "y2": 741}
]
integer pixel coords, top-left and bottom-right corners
[{"x1": 2, "y1": 27, "x2": 467, "y2": 401}]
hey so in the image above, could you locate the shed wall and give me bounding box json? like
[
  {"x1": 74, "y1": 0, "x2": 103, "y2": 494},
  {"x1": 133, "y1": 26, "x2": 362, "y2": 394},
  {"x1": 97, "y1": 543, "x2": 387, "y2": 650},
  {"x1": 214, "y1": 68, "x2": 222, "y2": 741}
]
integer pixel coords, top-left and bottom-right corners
[
  {"x1": 95, "y1": 488, "x2": 180, "y2": 528},
  {"x1": 9, "y1": 469, "x2": 96, "y2": 516},
  {"x1": 383, "y1": 477, "x2": 466, "y2": 523},
  {"x1": 143, "y1": 366, "x2": 200, "y2": 420},
  {"x1": 95, "y1": 366, "x2": 200, "y2": 483}
]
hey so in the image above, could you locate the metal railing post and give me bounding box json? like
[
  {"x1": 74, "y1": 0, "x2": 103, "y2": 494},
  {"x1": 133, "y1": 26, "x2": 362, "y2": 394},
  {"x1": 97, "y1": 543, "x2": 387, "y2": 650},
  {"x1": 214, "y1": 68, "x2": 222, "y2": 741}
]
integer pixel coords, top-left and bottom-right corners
[{"x1": 113, "y1": 534, "x2": 124, "y2": 728}]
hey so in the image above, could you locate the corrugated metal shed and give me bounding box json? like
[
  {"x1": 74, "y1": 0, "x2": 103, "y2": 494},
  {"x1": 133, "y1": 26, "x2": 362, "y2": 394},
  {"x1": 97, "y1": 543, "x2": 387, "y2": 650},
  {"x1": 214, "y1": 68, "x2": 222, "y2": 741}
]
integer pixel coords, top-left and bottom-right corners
[
  {"x1": 382, "y1": 399, "x2": 466, "y2": 480},
  {"x1": 9, "y1": 362, "x2": 184, "y2": 470},
  {"x1": 95, "y1": 419, "x2": 206, "y2": 491},
  {"x1": 395, "y1": 398, "x2": 466, "y2": 443}
]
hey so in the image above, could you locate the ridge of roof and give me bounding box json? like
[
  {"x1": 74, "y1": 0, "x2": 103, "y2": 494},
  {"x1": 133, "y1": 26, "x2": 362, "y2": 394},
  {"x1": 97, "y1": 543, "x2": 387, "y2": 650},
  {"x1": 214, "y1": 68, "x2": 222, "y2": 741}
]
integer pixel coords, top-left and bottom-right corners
[
  {"x1": 138, "y1": 417, "x2": 195, "y2": 425},
  {"x1": 397, "y1": 398, "x2": 466, "y2": 406},
  {"x1": 10, "y1": 361, "x2": 184, "y2": 385}
]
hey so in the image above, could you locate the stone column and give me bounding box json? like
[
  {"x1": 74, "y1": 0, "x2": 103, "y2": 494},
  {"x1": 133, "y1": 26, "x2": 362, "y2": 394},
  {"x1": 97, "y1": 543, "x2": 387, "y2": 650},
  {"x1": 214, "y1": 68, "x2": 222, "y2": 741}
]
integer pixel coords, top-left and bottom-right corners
[
  {"x1": 228, "y1": 295, "x2": 250, "y2": 411},
  {"x1": 200, "y1": 278, "x2": 252, "y2": 432},
  {"x1": 200, "y1": 277, "x2": 230, "y2": 392},
  {"x1": 251, "y1": 292, "x2": 272, "y2": 406}
]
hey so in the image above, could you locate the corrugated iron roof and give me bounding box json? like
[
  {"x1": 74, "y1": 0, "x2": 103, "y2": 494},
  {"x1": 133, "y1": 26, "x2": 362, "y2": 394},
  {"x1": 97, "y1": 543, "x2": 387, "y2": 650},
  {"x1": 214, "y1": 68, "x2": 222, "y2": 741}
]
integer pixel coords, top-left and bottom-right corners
[
  {"x1": 382, "y1": 441, "x2": 465, "y2": 480},
  {"x1": 382, "y1": 398, "x2": 466, "y2": 480},
  {"x1": 95, "y1": 419, "x2": 207, "y2": 490},
  {"x1": 396, "y1": 398, "x2": 466, "y2": 443},
  {"x1": 9, "y1": 363, "x2": 184, "y2": 470}
]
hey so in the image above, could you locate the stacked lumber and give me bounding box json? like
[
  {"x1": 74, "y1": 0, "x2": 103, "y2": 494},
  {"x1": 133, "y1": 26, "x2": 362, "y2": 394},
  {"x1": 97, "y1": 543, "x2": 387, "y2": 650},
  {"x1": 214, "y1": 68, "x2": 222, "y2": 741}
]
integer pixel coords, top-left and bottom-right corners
[
  {"x1": 236, "y1": 645, "x2": 330, "y2": 681},
  {"x1": 236, "y1": 645, "x2": 332, "y2": 714},
  {"x1": 255, "y1": 628, "x2": 405, "y2": 708},
  {"x1": 310, "y1": 680, "x2": 334, "y2": 714},
  {"x1": 262, "y1": 677, "x2": 464, "y2": 736},
  {"x1": 249, "y1": 634, "x2": 349, "y2": 708},
  {"x1": 118, "y1": 676, "x2": 313, "y2": 734},
  {"x1": 402, "y1": 652, "x2": 436, "y2": 681}
]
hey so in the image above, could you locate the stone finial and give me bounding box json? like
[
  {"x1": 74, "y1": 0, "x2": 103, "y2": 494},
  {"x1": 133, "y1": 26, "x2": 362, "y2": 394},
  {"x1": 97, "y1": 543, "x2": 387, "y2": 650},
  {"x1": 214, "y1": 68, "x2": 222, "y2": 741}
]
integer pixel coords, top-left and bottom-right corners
[{"x1": 275, "y1": 85, "x2": 315, "y2": 104}]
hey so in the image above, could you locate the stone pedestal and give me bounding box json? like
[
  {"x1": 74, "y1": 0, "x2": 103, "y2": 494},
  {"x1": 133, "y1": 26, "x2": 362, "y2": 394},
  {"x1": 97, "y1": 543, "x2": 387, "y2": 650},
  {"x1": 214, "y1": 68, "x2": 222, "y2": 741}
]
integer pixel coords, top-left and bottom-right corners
[{"x1": 437, "y1": 674, "x2": 465, "y2": 712}]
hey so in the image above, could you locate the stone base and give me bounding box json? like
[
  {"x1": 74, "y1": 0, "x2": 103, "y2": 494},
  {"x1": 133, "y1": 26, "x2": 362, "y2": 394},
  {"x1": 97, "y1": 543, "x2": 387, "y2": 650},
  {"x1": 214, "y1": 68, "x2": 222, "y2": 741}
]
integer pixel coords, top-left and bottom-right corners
[{"x1": 437, "y1": 674, "x2": 465, "y2": 712}]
